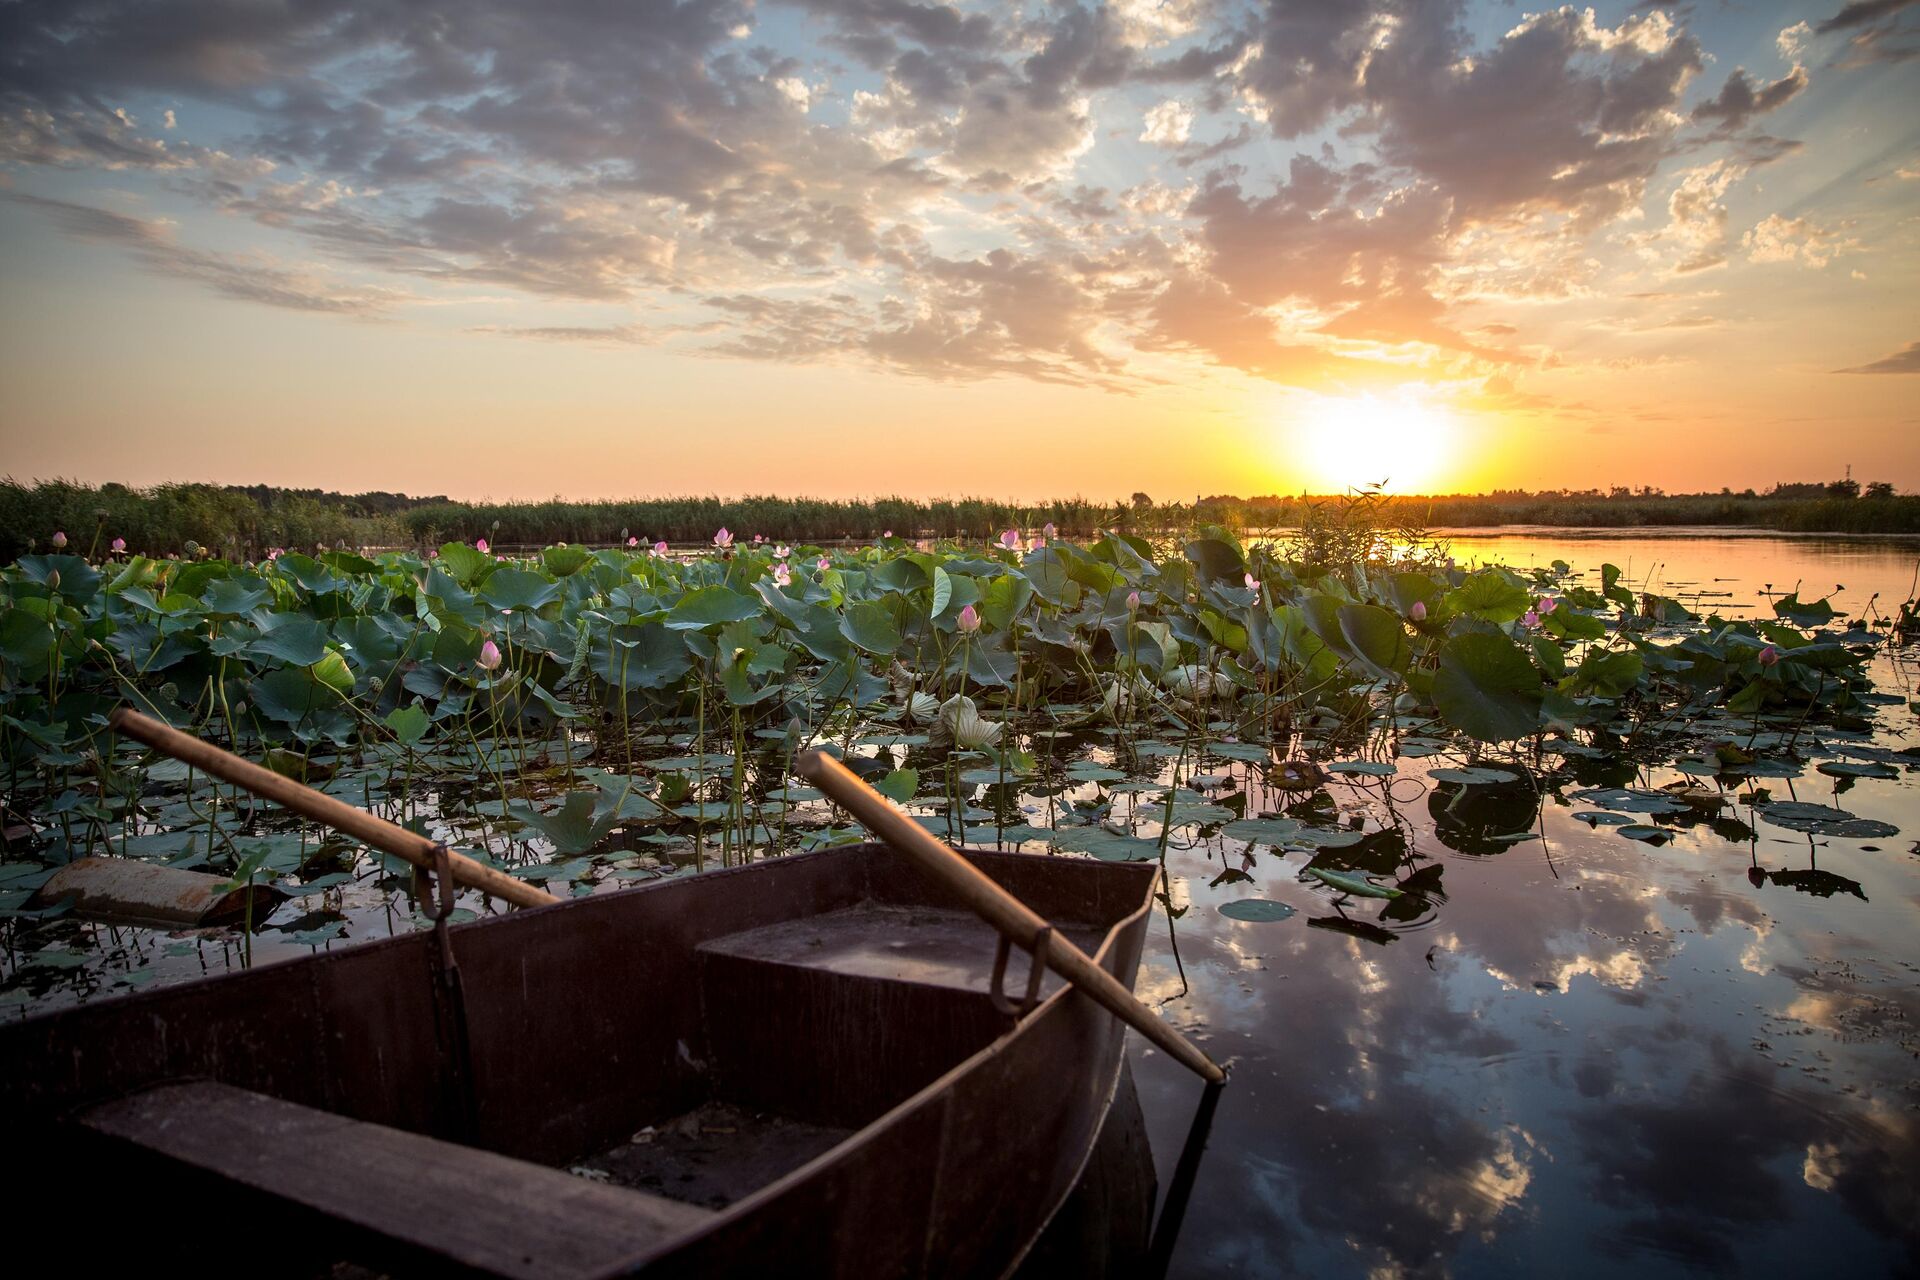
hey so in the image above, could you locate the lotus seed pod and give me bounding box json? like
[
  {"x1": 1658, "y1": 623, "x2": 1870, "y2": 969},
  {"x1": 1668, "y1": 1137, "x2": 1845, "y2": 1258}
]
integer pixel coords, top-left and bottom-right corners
[
  {"x1": 368, "y1": 677, "x2": 384, "y2": 695},
  {"x1": 158, "y1": 682, "x2": 179, "y2": 701}
]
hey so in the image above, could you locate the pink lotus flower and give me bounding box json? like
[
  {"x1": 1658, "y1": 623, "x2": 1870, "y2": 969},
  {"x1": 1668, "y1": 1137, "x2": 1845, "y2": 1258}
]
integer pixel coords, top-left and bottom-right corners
[
  {"x1": 475, "y1": 538, "x2": 490, "y2": 554},
  {"x1": 774, "y1": 544, "x2": 790, "y2": 559},
  {"x1": 1758, "y1": 644, "x2": 1780, "y2": 667},
  {"x1": 713, "y1": 527, "x2": 733, "y2": 549},
  {"x1": 999, "y1": 530, "x2": 1021, "y2": 552},
  {"x1": 477, "y1": 639, "x2": 502, "y2": 671},
  {"x1": 1536, "y1": 595, "x2": 1558, "y2": 615},
  {"x1": 753, "y1": 534, "x2": 764, "y2": 544},
  {"x1": 268, "y1": 547, "x2": 285, "y2": 560},
  {"x1": 1126, "y1": 590, "x2": 1141, "y2": 614},
  {"x1": 816, "y1": 556, "x2": 831, "y2": 572},
  {"x1": 883, "y1": 529, "x2": 893, "y2": 538},
  {"x1": 654, "y1": 541, "x2": 669, "y2": 556},
  {"x1": 773, "y1": 562, "x2": 792, "y2": 587},
  {"x1": 956, "y1": 604, "x2": 981, "y2": 633},
  {"x1": 1409, "y1": 600, "x2": 1427, "y2": 622},
  {"x1": 627, "y1": 536, "x2": 639, "y2": 547},
  {"x1": 1522, "y1": 610, "x2": 1540, "y2": 628},
  {"x1": 50, "y1": 531, "x2": 67, "y2": 549},
  {"x1": 1044, "y1": 522, "x2": 1057, "y2": 540},
  {"x1": 110, "y1": 537, "x2": 126, "y2": 554}
]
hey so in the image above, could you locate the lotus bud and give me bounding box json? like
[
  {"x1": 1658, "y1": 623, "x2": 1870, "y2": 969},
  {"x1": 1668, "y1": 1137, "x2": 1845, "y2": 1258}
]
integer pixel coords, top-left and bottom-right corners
[
  {"x1": 475, "y1": 537, "x2": 490, "y2": 554},
  {"x1": 1747, "y1": 865, "x2": 1765, "y2": 888},
  {"x1": 111, "y1": 537, "x2": 126, "y2": 553},
  {"x1": 490, "y1": 520, "x2": 501, "y2": 532},
  {"x1": 956, "y1": 604, "x2": 981, "y2": 633},
  {"x1": 233, "y1": 700, "x2": 247, "y2": 716},
  {"x1": 1044, "y1": 522, "x2": 1057, "y2": 540},
  {"x1": 47, "y1": 570, "x2": 60, "y2": 591},
  {"x1": 654, "y1": 541, "x2": 669, "y2": 556},
  {"x1": 1126, "y1": 590, "x2": 1140, "y2": 614},
  {"x1": 1410, "y1": 600, "x2": 1427, "y2": 621},
  {"x1": 478, "y1": 639, "x2": 502, "y2": 671},
  {"x1": 627, "y1": 536, "x2": 639, "y2": 547},
  {"x1": 1757, "y1": 644, "x2": 1780, "y2": 667},
  {"x1": 714, "y1": 527, "x2": 733, "y2": 549},
  {"x1": 51, "y1": 530, "x2": 67, "y2": 548}
]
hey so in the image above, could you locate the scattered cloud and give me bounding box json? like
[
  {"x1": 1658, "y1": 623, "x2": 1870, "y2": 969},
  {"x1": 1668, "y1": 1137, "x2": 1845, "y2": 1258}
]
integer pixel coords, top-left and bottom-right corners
[
  {"x1": 0, "y1": 0, "x2": 1906, "y2": 394},
  {"x1": 1835, "y1": 340, "x2": 1920, "y2": 373}
]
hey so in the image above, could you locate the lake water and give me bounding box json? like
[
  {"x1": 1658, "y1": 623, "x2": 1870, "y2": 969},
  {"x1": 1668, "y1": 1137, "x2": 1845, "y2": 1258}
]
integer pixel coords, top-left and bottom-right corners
[{"x1": 1132, "y1": 532, "x2": 1920, "y2": 1278}]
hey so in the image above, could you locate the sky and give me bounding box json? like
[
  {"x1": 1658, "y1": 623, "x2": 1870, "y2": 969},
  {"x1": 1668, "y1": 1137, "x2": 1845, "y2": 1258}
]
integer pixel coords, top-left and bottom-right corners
[{"x1": 0, "y1": 0, "x2": 1916, "y2": 502}]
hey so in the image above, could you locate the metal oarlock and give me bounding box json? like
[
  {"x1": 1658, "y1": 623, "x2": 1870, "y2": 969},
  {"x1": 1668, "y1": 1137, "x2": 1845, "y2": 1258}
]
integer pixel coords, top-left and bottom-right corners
[{"x1": 989, "y1": 925, "x2": 1052, "y2": 1018}]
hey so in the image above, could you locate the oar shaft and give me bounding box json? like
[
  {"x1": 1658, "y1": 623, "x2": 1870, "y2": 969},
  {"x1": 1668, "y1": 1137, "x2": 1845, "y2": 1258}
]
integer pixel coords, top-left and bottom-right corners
[
  {"x1": 109, "y1": 708, "x2": 560, "y2": 911},
  {"x1": 796, "y1": 750, "x2": 1225, "y2": 1085}
]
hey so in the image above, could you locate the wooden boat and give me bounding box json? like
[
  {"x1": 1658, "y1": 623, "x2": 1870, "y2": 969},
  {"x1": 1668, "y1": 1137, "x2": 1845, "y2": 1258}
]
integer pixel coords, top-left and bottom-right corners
[{"x1": 0, "y1": 840, "x2": 1160, "y2": 1278}]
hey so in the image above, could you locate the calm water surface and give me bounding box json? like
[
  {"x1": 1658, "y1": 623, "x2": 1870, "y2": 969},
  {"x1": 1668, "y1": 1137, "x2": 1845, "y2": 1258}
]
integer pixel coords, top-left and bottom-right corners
[{"x1": 1132, "y1": 532, "x2": 1920, "y2": 1279}]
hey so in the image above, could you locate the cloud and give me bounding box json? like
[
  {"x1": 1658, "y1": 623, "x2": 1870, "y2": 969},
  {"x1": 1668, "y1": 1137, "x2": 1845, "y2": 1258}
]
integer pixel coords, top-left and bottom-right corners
[
  {"x1": 1814, "y1": 0, "x2": 1918, "y2": 35},
  {"x1": 1140, "y1": 99, "x2": 1193, "y2": 146},
  {"x1": 1777, "y1": 22, "x2": 1814, "y2": 57},
  {"x1": 1691, "y1": 65, "x2": 1809, "y2": 132},
  {"x1": 2, "y1": 189, "x2": 401, "y2": 315},
  {"x1": 1835, "y1": 340, "x2": 1920, "y2": 373},
  {"x1": 0, "y1": 0, "x2": 1903, "y2": 399},
  {"x1": 1742, "y1": 212, "x2": 1856, "y2": 267}
]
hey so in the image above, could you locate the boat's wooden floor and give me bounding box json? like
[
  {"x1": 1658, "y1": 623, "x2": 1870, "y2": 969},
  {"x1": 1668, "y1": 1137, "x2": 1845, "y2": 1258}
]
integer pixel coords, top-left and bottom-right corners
[
  {"x1": 697, "y1": 901, "x2": 1105, "y2": 997},
  {"x1": 576, "y1": 1101, "x2": 852, "y2": 1210}
]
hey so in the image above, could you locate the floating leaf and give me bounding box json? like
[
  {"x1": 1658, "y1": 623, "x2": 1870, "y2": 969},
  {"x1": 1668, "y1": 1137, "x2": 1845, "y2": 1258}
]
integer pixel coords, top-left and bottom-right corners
[{"x1": 1219, "y1": 899, "x2": 1297, "y2": 922}]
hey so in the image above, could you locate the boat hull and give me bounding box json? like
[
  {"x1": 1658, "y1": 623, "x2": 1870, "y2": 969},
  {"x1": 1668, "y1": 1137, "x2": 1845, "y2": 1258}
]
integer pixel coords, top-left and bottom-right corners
[{"x1": 2, "y1": 843, "x2": 1159, "y2": 1278}]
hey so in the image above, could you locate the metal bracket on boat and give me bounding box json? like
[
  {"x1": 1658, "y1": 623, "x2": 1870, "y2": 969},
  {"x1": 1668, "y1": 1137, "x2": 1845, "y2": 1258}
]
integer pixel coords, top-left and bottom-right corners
[
  {"x1": 989, "y1": 925, "x2": 1051, "y2": 1019},
  {"x1": 413, "y1": 841, "x2": 478, "y2": 1138},
  {"x1": 412, "y1": 841, "x2": 462, "y2": 973}
]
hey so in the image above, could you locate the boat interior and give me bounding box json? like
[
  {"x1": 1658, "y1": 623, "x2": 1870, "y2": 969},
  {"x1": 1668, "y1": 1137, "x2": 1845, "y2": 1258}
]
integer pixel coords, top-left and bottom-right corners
[{"x1": 8, "y1": 845, "x2": 1158, "y2": 1278}]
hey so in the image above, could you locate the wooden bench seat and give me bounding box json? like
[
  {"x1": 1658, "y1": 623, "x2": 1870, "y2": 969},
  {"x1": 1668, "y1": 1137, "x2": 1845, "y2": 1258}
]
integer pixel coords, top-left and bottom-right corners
[{"x1": 78, "y1": 1081, "x2": 715, "y2": 1279}]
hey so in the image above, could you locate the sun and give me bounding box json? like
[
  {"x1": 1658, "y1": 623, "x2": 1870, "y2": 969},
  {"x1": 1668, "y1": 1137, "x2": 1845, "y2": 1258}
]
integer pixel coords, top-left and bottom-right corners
[{"x1": 1296, "y1": 393, "x2": 1455, "y2": 494}]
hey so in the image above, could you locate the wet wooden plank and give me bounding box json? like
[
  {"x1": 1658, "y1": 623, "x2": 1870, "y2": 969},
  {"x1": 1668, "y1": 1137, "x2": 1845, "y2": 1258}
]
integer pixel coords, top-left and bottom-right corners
[{"x1": 79, "y1": 1081, "x2": 715, "y2": 1279}]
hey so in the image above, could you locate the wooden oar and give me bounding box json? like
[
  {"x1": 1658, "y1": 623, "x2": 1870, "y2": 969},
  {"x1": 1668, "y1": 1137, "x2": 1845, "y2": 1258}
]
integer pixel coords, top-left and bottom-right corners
[
  {"x1": 795, "y1": 749, "x2": 1226, "y2": 1085},
  {"x1": 109, "y1": 708, "x2": 560, "y2": 911}
]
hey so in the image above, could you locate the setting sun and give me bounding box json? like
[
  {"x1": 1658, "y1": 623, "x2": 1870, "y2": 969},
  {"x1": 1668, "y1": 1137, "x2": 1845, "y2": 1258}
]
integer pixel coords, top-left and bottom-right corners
[{"x1": 1298, "y1": 393, "x2": 1455, "y2": 493}]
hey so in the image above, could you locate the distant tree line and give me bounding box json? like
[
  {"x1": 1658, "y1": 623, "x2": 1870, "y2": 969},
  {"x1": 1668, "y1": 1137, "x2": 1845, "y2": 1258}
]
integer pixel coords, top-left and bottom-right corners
[{"x1": 2, "y1": 477, "x2": 1912, "y2": 561}]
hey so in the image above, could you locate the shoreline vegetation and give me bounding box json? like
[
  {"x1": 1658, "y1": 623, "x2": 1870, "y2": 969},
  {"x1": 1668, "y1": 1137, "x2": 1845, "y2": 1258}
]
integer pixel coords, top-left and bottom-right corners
[{"x1": 4, "y1": 477, "x2": 1918, "y2": 561}]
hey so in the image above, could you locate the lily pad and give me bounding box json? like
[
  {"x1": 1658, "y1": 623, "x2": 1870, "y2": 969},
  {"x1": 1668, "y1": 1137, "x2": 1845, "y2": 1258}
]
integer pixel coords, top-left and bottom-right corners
[{"x1": 1219, "y1": 899, "x2": 1297, "y2": 923}]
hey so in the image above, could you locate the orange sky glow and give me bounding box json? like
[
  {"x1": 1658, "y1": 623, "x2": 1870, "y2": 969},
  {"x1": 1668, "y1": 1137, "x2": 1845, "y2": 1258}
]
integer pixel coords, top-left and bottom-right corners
[{"x1": 1, "y1": 0, "x2": 1915, "y2": 502}]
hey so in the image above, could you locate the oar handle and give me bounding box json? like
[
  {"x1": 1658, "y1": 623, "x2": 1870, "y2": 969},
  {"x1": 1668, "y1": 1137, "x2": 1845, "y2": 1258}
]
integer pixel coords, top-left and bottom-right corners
[
  {"x1": 795, "y1": 750, "x2": 1225, "y2": 1085},
  {"x1": 109, "y1": 708, "x2": 560, "y2": 911}
]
